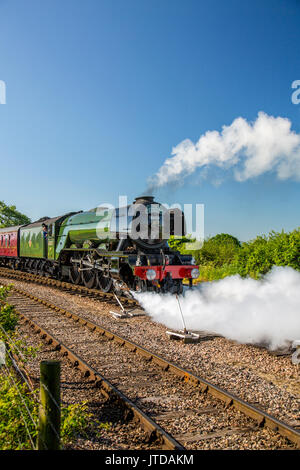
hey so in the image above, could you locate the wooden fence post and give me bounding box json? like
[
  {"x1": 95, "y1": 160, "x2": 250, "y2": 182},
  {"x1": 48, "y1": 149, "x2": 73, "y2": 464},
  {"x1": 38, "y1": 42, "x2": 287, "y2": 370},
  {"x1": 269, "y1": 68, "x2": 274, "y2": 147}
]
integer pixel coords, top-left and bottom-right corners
[{"x1": 37, "y1": 360, "x2": 61, "y2": 450}]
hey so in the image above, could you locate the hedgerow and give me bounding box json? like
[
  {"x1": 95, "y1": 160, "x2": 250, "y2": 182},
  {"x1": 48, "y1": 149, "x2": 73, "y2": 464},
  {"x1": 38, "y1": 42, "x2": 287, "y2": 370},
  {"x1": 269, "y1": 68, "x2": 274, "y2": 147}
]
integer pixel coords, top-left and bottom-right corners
[{"x1": 170, "y1": 227, "x2": 300, "y2": 280}]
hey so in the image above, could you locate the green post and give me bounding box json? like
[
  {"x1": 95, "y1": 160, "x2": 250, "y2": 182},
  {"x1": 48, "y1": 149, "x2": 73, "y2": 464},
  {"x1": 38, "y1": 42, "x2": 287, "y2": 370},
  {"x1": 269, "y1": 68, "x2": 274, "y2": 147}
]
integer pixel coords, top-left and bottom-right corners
[{"x1": 37, "y1": 360, "x2": 61, "y2": 450}]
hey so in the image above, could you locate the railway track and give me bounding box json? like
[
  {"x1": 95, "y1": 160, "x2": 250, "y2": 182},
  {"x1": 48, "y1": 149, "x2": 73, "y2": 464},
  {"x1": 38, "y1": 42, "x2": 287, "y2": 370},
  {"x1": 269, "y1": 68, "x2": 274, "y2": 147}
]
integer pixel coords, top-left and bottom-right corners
[
  {"x1": 2, "y1": 281, "x2": 300, "y2": 450},
  {"x1": 0, "y1": 266, "x2": 139, "y2": 309}
]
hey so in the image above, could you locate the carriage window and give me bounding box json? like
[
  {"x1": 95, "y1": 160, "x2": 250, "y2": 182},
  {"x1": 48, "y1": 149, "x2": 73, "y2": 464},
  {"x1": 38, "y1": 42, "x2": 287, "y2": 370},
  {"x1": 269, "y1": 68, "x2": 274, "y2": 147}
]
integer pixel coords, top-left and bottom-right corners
[
  {"x1": 0, "y1": 236, "x2": 3, "y2": 246},
  {"x1": 8, "y1": 235, "x2": 10, "y2": 247}
]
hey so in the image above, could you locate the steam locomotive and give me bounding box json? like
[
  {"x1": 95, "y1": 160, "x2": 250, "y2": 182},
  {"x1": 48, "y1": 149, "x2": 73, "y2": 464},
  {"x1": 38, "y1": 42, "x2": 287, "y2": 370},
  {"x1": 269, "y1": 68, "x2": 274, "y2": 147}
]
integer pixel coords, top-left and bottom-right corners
[{"x1": 0, "y1": 196, "x2": 199, "y2": 295}]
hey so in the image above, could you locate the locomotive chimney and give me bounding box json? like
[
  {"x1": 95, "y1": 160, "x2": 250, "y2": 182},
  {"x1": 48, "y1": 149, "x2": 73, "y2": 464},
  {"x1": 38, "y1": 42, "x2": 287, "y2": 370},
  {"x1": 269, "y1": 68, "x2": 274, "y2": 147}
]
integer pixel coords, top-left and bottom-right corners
[{"x1": 133, "y1": 196, "x2": 155, "y2": 204}]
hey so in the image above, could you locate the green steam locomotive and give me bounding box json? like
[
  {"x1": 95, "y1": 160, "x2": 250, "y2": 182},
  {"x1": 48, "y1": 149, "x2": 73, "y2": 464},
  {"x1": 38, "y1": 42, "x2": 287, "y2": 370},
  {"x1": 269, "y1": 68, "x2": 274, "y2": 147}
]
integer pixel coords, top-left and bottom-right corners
[{"x1": 0, "y1": 196, "x2": 199, "y2": 295}]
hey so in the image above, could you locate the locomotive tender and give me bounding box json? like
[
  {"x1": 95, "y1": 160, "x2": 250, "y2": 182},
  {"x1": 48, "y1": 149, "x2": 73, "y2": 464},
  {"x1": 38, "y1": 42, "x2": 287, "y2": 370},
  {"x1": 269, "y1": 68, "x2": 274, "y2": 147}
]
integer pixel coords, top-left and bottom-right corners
[{"x1": 0, "y1": 196, "x2": 199, "y2": 295}]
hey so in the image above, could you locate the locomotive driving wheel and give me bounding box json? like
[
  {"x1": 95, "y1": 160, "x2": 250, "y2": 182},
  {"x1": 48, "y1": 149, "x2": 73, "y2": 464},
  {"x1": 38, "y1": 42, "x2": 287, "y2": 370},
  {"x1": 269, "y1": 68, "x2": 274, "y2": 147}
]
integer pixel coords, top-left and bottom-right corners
[
  {"x1": 81, "y1": 269, "x2": 97, "y2": 289},
  {"x1": 96, "y1": 271, "x2": 113, "y2": 292},
  {"x1": 69, "y1": 256, "x2": 82, "y2": 285}
]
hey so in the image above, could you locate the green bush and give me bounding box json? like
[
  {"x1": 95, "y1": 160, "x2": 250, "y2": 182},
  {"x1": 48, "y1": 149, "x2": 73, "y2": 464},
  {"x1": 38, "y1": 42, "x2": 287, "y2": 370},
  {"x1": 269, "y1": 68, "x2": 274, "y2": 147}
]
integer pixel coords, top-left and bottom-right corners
[
  {"x1": 0, "y1": 376, "x2": 38, "y2": 450},
  {"x1": 0, "y1": 285, "x2": 19, "y2": 335},
  {"x1": 197, "y1": 263, "x2": 240, "y2": 282},
  {"x1": 61, "y1": 401, "x2": 93, "y2": 443},
  {"x1": 236, "y1": 228, "x2": 300, "y2": 278},
  {"x1": 194, "y1": 233, "x2": 241, "y2": 267},
  {"x1": 0, "y1": 303, "x2": 19, "y2": 334},
  {"x1": 0, "y1": 285, "x2": 12, "y2": 301}
]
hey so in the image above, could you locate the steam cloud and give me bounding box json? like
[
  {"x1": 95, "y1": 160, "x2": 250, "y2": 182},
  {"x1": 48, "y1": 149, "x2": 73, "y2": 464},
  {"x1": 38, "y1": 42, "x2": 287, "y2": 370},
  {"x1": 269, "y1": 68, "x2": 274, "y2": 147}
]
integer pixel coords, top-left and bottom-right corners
[
  {"x1": 148, "y1": 112, "x2": 300, "y2": 188},
  {"x1": 135, "y1": 266, "x2": 300, "y2": 350}
]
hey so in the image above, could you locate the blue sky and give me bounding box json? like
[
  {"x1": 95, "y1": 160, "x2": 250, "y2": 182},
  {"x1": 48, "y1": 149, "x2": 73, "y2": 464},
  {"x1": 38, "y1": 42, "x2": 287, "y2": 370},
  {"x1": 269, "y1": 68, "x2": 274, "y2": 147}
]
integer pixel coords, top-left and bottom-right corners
[{"x1": 0, "y1": 0, "x2": 299, "y2": 240}]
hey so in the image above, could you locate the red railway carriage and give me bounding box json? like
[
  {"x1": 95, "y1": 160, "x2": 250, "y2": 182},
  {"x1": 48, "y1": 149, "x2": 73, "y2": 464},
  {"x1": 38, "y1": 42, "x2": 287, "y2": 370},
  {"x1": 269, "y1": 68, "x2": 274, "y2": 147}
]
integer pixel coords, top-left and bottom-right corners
[{"x1": 0, "y1": 226, "x2": 20, "y2": 259}]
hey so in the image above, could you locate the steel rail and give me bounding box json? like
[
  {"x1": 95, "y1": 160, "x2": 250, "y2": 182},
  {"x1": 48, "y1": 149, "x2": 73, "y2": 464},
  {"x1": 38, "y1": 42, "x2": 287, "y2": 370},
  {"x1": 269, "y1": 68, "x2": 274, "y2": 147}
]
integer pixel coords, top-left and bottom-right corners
[{"x1": 3, "y1": 282, "x2": 300, "y2": 448}]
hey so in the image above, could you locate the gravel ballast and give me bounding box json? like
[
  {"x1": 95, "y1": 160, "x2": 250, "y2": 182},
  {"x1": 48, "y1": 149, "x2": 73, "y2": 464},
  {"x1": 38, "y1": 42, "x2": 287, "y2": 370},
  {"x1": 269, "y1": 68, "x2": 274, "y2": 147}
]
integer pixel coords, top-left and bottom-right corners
[{"x1": 2, "y1": 276, "x2": 299, "y2": 449}]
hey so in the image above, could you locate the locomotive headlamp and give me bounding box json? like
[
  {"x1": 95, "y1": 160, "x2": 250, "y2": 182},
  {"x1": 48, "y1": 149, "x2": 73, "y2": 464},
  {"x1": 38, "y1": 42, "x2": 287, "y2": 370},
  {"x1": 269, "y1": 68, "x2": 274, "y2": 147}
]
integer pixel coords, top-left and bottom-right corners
[
  {"x1": 191, "y1": 268, "x2": 199, "y2": 279},
  {"x1": 146, "y1": 269, "x2": 157, "y2": 281}
]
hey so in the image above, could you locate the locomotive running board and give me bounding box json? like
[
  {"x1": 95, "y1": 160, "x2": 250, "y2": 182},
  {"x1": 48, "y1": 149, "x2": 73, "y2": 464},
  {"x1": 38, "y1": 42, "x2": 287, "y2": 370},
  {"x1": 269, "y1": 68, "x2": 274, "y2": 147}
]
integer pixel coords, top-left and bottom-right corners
[
  {"x1": 166, "y1": 329, "x2": 200, "y2": 344},
  {"x1": 110, "y1": 293, "x2": 145, "y2": 319}
]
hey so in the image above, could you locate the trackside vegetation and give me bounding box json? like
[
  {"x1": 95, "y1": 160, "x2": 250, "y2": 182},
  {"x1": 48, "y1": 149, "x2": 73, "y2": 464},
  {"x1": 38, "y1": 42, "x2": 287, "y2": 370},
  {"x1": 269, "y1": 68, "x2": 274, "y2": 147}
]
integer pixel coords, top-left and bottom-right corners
[
  {"x1": 0, "y1": 285, "x2": 109, "y2": 450},
  {"x1": 169, "y1": 227, "x2": 300, "y2": 281},
  {"x1": 0, "y1": 201, "x2": 31, "y2": 228}
]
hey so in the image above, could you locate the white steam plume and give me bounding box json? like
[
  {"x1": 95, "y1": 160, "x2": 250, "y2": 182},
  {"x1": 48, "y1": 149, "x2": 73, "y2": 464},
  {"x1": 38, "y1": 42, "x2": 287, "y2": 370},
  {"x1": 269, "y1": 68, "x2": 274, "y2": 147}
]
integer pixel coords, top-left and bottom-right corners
[
  {"x1": 148, "y1": 112, "x2": 300, "y2": 188},
  {"x1": 135, "y1": 266, "x2": 300, "y2": 350}
]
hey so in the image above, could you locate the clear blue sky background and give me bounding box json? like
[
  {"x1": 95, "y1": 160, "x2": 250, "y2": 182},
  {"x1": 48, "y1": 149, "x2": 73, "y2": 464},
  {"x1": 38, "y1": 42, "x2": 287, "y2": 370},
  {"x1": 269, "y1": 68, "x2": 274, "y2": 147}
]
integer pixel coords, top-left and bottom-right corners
[{"x1": 0, "y1": 0, "x2": 299, "y2": 240}]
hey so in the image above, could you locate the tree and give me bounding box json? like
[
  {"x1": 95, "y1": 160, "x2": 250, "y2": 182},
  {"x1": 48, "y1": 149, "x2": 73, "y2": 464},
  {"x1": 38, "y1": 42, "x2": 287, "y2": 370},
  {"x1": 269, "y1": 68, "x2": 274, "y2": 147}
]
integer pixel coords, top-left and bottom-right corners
[
  {"x1": 208, "y1": 233, "x2": 241, "y2": 247},
  {"x1": 0, "y1": 201, "x2": 31, "y2": 228},
  {"x1": 195, "y1": 233, "x2": 241, "y2": 266}
]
